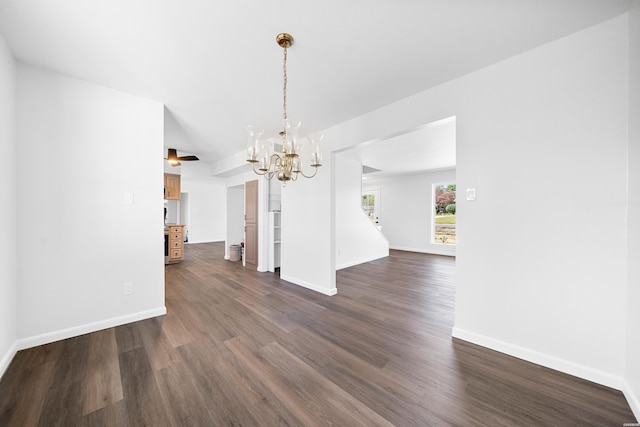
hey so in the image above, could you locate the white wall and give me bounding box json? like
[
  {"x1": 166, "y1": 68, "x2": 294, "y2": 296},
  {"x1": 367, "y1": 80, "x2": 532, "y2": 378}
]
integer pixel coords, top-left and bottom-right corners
[
  {"x1": 181, "y1": 177, "x2": 227, "y2": 244},
  {"x1": 335, "y1": 155, "x2": 389, "y2": 269},
  {"x1": 281, "y1": 153, "x2": 335, "y2": 295},
  {"x1": 269, "y1": 177, "x2": 282, "y2": 212},
  {"x1": 364, "y1": 169, "x2": 456, "y2": 257},
  {"x1": 453, "y1": 15, "x2": 628, "y2": 389},
  {"x1": 625, "y1": 1, "x2": 640, "y2": 418},
  {"x1": 16, "y1": 64, "x2": 166, "y2": 347},
  {"x1": 165, "y1": 199, "x2": 179, "y2": 224},
  {"x1": 0, "y1": 32, "x2": 17, "y2": 378},
  {"x1": 285, "y1": 14, "x2": 630, "y2": 391}
]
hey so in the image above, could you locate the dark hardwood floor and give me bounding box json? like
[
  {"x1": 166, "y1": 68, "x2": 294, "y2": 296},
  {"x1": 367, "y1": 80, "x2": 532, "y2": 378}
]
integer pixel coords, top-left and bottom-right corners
[{"x1": 0, "y1": 242, "x2": 636, "y2": 426}]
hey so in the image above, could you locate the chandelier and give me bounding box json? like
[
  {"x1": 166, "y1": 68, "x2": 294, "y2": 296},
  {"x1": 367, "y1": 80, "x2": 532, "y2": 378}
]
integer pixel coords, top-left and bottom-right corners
[{"x1": 246, "y1": 33, "x2": 322, "y2": 182}]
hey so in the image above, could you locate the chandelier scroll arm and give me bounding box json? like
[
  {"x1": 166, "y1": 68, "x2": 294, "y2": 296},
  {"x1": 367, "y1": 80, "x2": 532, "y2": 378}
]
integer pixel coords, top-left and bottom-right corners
[
  {"x1": 250, "y1": 161, "x2": 269, "y2": 176},
  {"x1": 296, "y1": 165, "x2": 320, "y2": 179}
]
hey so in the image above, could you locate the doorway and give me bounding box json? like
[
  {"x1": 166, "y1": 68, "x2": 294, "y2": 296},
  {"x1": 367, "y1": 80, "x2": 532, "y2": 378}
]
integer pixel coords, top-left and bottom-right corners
[
  {"x1": 226, "y1": 185, "x2": 244, "y2": 260},
  {"x1": 180, "y1": 192, "x2": 189, "y2": 242}
]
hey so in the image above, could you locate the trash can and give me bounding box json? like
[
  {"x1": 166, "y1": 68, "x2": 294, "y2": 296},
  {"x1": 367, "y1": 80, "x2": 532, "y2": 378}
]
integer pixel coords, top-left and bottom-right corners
[{"x1": 230, "y1": 244, "x2": 241, "y2": 262}]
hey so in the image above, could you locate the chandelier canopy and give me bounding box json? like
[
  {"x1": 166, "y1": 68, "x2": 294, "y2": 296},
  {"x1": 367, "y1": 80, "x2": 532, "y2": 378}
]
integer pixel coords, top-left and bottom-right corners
[{"x1": 246, "y1": 33, "x2": 322, "y2": 182}]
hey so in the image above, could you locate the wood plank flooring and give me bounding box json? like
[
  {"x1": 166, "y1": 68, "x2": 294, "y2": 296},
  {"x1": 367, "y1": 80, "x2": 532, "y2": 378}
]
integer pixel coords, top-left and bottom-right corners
[{"x1": 0, "y1": 242, "x2": 636, "y2": 426}]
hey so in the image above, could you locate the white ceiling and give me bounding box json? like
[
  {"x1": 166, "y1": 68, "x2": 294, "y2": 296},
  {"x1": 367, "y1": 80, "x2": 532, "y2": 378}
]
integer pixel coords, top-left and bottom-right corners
[
  {"x1": 0, "y1": 0, "x2": 632, "y2": 167},
  {"x1": 338, "y1": 116, "x2": 456, "y2": 179}
]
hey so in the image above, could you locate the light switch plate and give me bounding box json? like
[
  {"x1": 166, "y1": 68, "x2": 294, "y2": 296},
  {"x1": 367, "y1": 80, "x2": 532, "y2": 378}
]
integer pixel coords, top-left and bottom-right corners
[
  {"x1": 124, "y1": 192, "x2": 135, "y2": 205},
  {"x1": 466, "y1": 188, "x2": 476, "y2": 201}
]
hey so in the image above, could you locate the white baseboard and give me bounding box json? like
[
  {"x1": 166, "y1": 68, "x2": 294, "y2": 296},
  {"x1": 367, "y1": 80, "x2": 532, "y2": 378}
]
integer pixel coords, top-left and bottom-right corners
[
  {"x1": 185, "y1": 239, "x2": 224, "y2": 245},
  {"x1": 337, "y1": 254, "x2": 388, "y2": 270},
  {"x1": 16, "y1": 306, "x2": 167, "y2": 351},
  {"x1": 623, "y1": 382, "x2": 640, "y2": 422},
  {"x1": 0, "y1": 340, "x2": 18, "y2": 380},
  {"x1": 452, "y1": 327, "x2": 625, "y2": 391},
  {"x1": 280, "y1": 274, "x2": 337, "y2": 296},
  {"x1": 390, "y1": 245, "x2": 456, "y2": 257}
]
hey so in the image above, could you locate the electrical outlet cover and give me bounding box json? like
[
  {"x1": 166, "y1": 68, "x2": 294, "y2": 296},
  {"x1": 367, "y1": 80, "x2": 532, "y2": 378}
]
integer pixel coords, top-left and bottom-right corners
[{"x1": 123, "y1": 282, "x2": 133, "y2": 295}]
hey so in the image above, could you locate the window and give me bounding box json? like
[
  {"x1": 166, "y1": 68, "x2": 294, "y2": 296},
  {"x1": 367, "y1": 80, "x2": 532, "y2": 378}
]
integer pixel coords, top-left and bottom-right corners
[
  {"x1": 362, "y1": 189, "x2": 380, "y2": 223},
  {"x1": 433, "y1": 184, "x2": 456, "y2": 244}
]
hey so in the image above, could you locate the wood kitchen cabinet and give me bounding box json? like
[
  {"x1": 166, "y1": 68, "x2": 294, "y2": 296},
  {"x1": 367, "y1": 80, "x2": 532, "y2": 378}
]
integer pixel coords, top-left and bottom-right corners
[
  {"x1": 167, "y1": 225, "x2": 184, "y2": 262},
  {"x1": 164, "y1": 173, "x2": 181, "y2": 200}
]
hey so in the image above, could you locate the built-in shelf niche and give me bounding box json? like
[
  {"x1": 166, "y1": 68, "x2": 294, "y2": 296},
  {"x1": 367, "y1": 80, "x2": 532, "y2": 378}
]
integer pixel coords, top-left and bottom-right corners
[{"x1": 269, "y1": 211, "x2": 281, "y2": 272}]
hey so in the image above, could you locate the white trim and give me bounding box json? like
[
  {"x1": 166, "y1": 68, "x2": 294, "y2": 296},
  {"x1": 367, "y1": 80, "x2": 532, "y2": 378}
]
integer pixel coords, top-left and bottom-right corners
[
  {"x1": 280, "y1": 274, "x2": 337, "y2": 296},
  {"x1": 390, "y1": 245, "x2": 456, "y2": 257},
  {"x1": 337, "y1": 254, "x2": 388, "y2": 270},
  {"x1": 185, "y1": 239, "x2": 225, "y2": 245},
  {"x1": 452, "y1": 327, "x2": 625, "y2": 391},
  {"x1": 16, "y1": 306, "x2": 167, "y2": 351},
  {"x1": 0, "y1": 341, "x2": 18, "y2": 380},
  {"x1": 623, "y1": 382, "x2": 640, "y2": 422}
]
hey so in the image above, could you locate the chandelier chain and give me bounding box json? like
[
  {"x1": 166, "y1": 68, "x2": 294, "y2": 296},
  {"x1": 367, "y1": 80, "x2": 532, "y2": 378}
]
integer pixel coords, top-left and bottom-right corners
[{"x1": 283, "y1": 46, "x2": 288, "y2": 122}]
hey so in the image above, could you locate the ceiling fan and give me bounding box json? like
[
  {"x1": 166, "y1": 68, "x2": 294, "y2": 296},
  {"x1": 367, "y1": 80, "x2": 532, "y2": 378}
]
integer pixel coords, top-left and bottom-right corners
[{"x1": 165, "y1": 148, "x2": 199, "y2": 167}]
